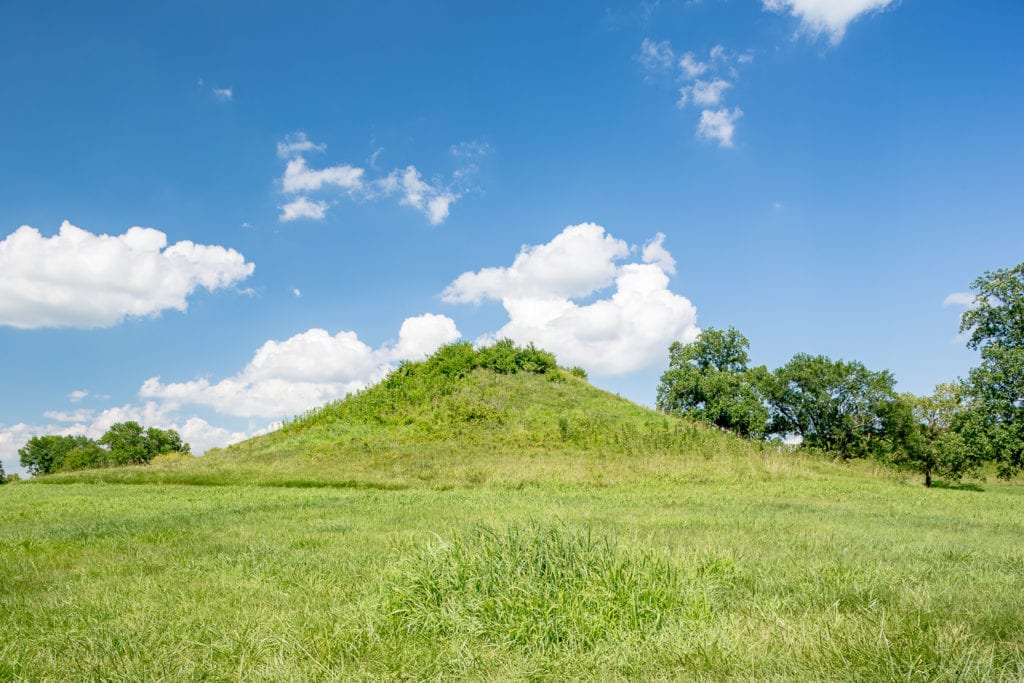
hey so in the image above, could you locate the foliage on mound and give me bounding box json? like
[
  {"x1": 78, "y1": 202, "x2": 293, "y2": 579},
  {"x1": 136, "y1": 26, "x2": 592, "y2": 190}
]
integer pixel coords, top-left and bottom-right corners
[
  {"x1": 253, "y1": 339, "x2": 734, "y2": 458},
  {"x1": 381, "y1": 523, "x2": 685, "y2": 652}
]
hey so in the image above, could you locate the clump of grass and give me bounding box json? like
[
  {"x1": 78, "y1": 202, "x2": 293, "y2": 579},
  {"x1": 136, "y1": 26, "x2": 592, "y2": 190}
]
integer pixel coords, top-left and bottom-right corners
[{"x1": 381, "y1": 523, "x2": 684, "y2": 652}]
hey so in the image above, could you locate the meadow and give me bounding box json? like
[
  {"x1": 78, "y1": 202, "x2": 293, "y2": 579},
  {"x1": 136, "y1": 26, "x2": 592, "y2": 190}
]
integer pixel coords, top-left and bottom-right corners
[{"x1": 2, "y1": 366, "x2": 1023, "y2": 680}]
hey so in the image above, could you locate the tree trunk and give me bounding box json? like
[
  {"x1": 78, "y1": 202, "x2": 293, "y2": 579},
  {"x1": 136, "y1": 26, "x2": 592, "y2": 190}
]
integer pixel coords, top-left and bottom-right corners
[{"x1": 925, "y1": 467, "x2": 932, "y2": 488}]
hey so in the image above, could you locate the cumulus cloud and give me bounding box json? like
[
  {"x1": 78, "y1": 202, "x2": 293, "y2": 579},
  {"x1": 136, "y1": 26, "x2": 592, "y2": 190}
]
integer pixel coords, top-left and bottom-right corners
[
  {"x1": 698, "y1": 107, "x2": 744, "y2": 147},
  {"x1": 763, "y1": 0, "x2": 896, "y2": 44},
  {"x1": 68, "y1": 389, "x2": 89, "y2": 403},
  {"x1": 279, "y1": 197, "x2": 329, "y2": 222},
  {"x1": 0, "y1": 221, "x2": 255, "y2": 329},
  {"x1": 212, "y1": 87, "x2": 233, "y2": 101},
  {"x1": 442, "y1": 223, "x2": 630, "y2": 303},
  {"x1": 443, "y1": 223, "x2": 699, "y2": 376},
  {"x1": 275, "y1": 133, "x2": 472, "y2": 225},
  {"x1": 140, "y1": 313, "x2": 461, "y2": 418}
]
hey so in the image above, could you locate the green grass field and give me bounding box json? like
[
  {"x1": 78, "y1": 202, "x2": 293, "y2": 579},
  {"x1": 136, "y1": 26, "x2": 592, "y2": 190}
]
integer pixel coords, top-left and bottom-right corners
[{"x1": 2, "y1": 368, "x2": 1023, "y2": 680}]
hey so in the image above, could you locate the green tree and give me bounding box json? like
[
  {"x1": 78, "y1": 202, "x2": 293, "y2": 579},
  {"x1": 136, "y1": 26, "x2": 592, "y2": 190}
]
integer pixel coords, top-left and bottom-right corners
[
  {"x1": 766, "y1": 354, "x2": 895, "y2": 457},
  {"x1": 99, "y1": 421, "x2": 150, "y2": 465},
  {"x1": 957, "y1": 262, "x2": 1024, "y2": 478},
  {"x1": 656, "y1": 328, "x2": 770, "y2": 438},
  {"x1": 145, "y1": 427, "x2": 191, "y2": 456},
  {"x1": 880, "y1": 384, "x2": 977, "y2": 487},
  {"x1": 19, "y1": 434, "x2": 101, "y2": 475}
]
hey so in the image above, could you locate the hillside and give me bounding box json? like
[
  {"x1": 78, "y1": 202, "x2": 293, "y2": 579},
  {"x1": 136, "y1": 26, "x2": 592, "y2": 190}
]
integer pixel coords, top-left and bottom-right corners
[{"x1": 51, "y1": 342, "x2": 798, "y2": 488}]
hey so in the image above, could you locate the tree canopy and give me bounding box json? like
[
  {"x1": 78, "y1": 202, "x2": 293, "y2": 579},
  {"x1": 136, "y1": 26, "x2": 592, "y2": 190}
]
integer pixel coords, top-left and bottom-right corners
[
  {"x1": 656, "y1": 328, "x2": 770, "y2": 438},
  {"x1": 957, "y1": 261, "x2": 1024, "y2": 478}
]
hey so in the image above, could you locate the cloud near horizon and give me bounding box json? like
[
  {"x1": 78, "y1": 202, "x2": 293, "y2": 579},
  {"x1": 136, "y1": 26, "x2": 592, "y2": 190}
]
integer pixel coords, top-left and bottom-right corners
[
  {"x1": 139, "y1": 313, "x2": 461, "y2": 418},
  {"x1": 442, "y1": 223, "x2": 699, "y2": 376},
  {"x1": 0, "y1": 221, "x2": 254, "y2": 329},
  {"x1": 0, "y1": 403, "x2": 254, "y2": 477}
]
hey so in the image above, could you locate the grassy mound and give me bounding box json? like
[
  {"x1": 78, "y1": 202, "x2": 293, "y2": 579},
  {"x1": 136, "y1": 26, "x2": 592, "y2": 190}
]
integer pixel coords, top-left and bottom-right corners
[{"x1": 48, "y1": 341, "x2": 782, "y2": 488}]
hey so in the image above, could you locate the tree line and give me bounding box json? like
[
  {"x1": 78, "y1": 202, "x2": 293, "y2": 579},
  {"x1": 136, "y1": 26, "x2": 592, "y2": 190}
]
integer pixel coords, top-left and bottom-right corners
[
  {"x1": 15, "y1": 421, "x2": 190, "y2": 476},
  {"x1": 657, "y1": 262, "x2": 1024, "y2": 486}
]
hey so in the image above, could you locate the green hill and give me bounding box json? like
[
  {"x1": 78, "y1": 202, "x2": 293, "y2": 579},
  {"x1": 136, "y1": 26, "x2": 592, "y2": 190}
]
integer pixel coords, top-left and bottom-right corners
[{"x1": 54, "y1": 342, "x2": 794, "y2": 488}]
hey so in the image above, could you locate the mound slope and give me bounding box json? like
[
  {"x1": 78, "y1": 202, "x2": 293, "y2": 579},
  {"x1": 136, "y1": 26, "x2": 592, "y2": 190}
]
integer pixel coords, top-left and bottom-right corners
[{"x1": 47, "y1": 342, "x2": 776, "y2": 487}]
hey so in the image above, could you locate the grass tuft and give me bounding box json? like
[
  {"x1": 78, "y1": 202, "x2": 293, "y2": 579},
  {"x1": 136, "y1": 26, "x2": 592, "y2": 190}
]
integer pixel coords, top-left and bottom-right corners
[{"x1": 382, "y1": 523, "x2": 683, "y2": 652}]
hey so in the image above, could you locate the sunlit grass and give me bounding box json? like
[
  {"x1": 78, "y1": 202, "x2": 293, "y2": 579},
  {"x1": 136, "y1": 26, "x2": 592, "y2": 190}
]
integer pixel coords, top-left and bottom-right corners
[{"x1": 3, "y1": 368, "x2": 1023, "y2": 679}]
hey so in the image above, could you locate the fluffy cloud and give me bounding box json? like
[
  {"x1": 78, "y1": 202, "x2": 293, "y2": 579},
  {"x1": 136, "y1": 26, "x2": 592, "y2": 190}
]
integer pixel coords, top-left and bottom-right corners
[
  {"x1": 391, "y1": 166, "x2": 459, "y2": 226},
  {"x1": 639, "y1": 42, "x2": 750, "y2": 149},
  {"x1": 679, "y1": 52, "x2": 709, "y2": 79},
  {"x1": 698, "y1": 107, "x2": 744, "y2": 147},
  {"x1": 279, "y1": 197, "x2": 329, "y2": 222},
  {"x1": 282, "y1": 157, "x2": 364, "y2": 194},
  {"x1": 443, "y1": 223, "x2": 698, "y2": 376},
  {"x1": 679, "y1": 79, "x2": 732, "y2": 108},
  {"x1": 212, "y1": 87, "x2": 233, "y2": 101},
  {"x1": 140, "y1": 313, "x2": 461, "y2": 418},
  {"x1": 763, "y1": 0, "x2": 896, "y2": 44},
  {"x1": 442, "y1": 223, "x2": 630, "y2": 303},
  {"x1": 641, "y1": 232, "x2": 676, "y2": 275},
  {"x1": 275, "y1": 133, "x2": 473, "y2": 225},
  {"x1": 0, "y1": 221, "x2": 254, "y2": 329}
]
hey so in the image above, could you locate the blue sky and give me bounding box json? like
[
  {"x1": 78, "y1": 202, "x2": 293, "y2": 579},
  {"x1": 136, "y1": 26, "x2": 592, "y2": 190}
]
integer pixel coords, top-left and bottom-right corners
[{"x1": 2, "y1": 0, "x2": 1022, "y2": 473}]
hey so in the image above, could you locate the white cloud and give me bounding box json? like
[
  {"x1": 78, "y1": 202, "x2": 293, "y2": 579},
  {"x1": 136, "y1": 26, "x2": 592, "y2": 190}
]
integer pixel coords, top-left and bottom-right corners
[
  {"x1": 763, "y1": 0, "x2": 896, "y2": 44},
  {"x1": 443, "y1": 224, "x2": 699, "y2": 376},
  {"x1": 43, "y1": 409, "x2": 95, "y2": 423},
  {"x1": 638, "y1": 38, "x2": 676, "y2": 72},
  {"x1": 275, "y1": 136, "x2": 467, "y2": 225},
  {"x1": 292, "y1": 288, "x2": 302, "y2": 297},
  {"x1": 641, "y1": 232, "x2": 676, "y2": 275},
  {"x1": 442, "y1": 223, "x2": 630, "y2": 303},
  {"x1": 640, "y1": 41, "x2": 749, "y2": 148},
  {"x1": 943, "y1": 292, "x2": 975, "y2": 308},
  {"x1": 394, "y1": 166, "x2": 459, "y2": 226},
  {"x1": 68, "y1": 389, "x2": 89, "y2": 403},
  {"x1": 213, "y1": 87, "x2": 233, "y2": 101},
  {"x1": 0, "y1": 222, "x2": 255, "y2": 329},
  {"x1": 277, "y1": 132, "x2": 327, "y2": 159},
  {"x1": 679, "y1": 52, "x2": 709, "y2": 79},
  {"x1": 698, "y1": 107, "x2": 743, "y2": 147},
  {"x1": 139, "y1": 314, "x2": 461, "y2": 418},
  {"x1": 678, "y1": 78, "x2": 733, "y2": 108},
  {"x1": 279, "y1": 197, "x2": 328, "y2": 222},
  {"x1": 282, "y1": 157, "x2": 364, "y2": 194}
]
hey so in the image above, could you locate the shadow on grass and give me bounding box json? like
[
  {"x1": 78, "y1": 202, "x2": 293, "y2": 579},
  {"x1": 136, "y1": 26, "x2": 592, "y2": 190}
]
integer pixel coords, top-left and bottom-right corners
[{"x1": 931, "y1": 480, "x2": 985, "y2": 492}]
